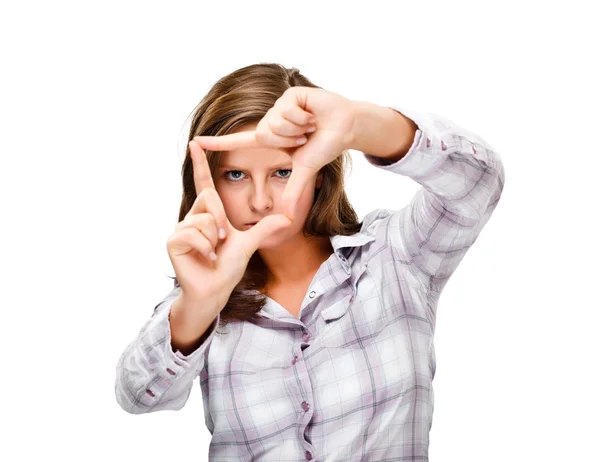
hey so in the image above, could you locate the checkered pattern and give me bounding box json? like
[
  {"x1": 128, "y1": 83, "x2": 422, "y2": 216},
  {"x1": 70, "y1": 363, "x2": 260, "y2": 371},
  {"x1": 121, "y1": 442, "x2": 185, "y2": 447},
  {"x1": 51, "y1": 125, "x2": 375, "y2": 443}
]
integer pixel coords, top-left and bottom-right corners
[{"x1": 115, "y1": 107, "x2": 505, "y2": 461}]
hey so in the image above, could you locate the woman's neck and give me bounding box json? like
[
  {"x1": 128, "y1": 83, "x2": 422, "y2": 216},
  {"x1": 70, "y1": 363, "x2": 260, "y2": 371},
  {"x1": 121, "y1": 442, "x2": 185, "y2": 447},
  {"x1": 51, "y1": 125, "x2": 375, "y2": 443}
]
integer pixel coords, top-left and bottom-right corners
[{"x1": 259, "y1": 234, "x2": 334, "y2": 287}]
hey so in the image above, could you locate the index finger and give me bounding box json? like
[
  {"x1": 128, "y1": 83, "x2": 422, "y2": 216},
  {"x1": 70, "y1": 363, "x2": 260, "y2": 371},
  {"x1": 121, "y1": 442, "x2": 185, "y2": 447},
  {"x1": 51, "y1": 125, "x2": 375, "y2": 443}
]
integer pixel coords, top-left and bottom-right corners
[
  {"x1": 193, "y1": 131, "x2": 261, "y2": 151},
  {"x1": 189, "y1": 139, "x2": 216, "y2": 194}
]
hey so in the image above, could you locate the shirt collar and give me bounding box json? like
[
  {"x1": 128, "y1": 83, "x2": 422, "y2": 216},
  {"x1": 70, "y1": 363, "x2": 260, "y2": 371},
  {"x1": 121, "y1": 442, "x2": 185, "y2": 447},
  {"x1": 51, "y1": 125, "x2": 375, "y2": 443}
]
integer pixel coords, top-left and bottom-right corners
[
  {"x1": 246, "y1": 229, "x2": 375, "y2": 295},
  {"x1": 329, "y1": 230, "x2": 376, "y2": 260}
]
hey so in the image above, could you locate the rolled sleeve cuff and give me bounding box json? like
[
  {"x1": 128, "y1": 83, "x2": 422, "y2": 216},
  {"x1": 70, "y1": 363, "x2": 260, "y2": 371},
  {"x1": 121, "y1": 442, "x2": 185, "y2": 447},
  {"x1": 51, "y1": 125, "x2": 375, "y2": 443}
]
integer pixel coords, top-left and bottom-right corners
[{"x1": 363, "y1": 106, "x2": 459, "y2": 180}]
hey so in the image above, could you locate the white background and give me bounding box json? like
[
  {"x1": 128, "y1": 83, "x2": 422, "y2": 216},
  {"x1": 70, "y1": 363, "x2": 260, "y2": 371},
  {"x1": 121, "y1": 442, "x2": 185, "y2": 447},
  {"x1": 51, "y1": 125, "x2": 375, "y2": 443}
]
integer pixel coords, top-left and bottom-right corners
[{"x1": 1, "y1": 1, "x2": 598, "y2": 460}]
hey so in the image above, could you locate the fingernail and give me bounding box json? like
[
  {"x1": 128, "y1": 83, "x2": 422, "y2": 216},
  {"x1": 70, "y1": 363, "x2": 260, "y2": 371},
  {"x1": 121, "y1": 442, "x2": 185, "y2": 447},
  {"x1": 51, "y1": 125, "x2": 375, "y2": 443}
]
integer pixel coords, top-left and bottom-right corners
[
  {"x1": 306, "y1": 125, "x2": 316, "y2": 133},
  {"x1": 219, "y1": 228, "x2": 226, "y2": 239},
  {"x1": 209, "y1": 252, "x2": 217, "y2": 261},
  {"x1": 296, "y1": 137, "x2": 307, "y2": 145}
]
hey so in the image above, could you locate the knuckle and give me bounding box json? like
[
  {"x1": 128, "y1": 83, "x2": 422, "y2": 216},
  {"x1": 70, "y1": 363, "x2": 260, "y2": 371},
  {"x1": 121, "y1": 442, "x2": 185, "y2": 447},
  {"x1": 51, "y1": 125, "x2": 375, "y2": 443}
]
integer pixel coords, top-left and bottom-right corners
[
  {"x1": 204, "y1": 212, "x2": 217, "y2": 228},
  {"x1": 282, "y1": 107, "x2": 299, "y2": 122},
  {"x1": 196, "y1": 214, "x2": 218, "y2": 244},
  {"x1": 181, "y1": 227, "x2": 197, "y2": 239},
  {"x1": 166, "y1": 235, "x2": 175, "y2": 248},
  {"x1": 255, "y1": 130, "x2": 270, "y2": 144},
  {"x1": 191, "y1": 213, "x2": 208, "y2": 229},
  {"x1": 174, "y1": 219, "x2": 185, "y2": 232},
  {"x1": 197, "y1": 236, "x2": 211, "y2": 252},
  {"x1": 269, "y1": 118, "x2": 283, "y2": 132}
]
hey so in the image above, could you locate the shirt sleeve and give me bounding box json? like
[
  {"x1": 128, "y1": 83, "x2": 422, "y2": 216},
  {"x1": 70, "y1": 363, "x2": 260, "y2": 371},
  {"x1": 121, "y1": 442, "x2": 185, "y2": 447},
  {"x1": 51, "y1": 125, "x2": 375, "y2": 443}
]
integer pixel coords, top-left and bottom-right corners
[
  {"x1": 114, "y1": 283, "x2": 220, "y2": 414},
  {"x1": 362, "y1": 106, "x2": 505, "y2": 296}
]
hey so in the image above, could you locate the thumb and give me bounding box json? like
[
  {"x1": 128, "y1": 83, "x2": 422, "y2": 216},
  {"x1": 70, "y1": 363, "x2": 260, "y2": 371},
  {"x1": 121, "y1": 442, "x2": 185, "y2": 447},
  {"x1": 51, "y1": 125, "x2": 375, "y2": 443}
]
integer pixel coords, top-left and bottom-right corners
[
  {"x1": 282, "y1": 166, "x2": 313, "y2": 220},
  {"x1": 243, "y1": 214, "x2": 293, "y2": 253}
]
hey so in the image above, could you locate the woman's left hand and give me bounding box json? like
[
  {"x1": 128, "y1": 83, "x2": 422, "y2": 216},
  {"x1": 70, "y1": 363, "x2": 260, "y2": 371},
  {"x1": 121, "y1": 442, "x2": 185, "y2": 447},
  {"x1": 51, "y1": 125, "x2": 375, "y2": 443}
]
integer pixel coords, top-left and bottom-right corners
[{"x1": 192, "y1": 86, "x2": 357, "y2": 220}]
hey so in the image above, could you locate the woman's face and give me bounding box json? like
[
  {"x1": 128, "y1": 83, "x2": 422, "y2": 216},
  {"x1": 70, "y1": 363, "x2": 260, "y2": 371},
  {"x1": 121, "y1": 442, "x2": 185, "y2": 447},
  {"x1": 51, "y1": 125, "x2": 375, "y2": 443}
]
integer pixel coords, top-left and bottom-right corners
[{"x1": 213, "y1": 124, "x2": 322, "y2": 249}]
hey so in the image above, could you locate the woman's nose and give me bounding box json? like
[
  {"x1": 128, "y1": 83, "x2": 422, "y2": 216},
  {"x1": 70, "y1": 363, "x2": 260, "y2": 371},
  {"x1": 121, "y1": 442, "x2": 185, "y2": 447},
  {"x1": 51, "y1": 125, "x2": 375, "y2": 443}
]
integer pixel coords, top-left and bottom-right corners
[{"x1": 249, "y1": 185, "x2": 273, "y2": 212}]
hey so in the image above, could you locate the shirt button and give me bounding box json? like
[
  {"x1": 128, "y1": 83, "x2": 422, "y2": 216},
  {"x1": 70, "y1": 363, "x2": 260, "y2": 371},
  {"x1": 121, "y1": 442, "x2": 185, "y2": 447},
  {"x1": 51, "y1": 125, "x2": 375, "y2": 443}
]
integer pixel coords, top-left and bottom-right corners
[
  {"x1": 305, "y1": 450, "x2": 313, "y2": 460},
  {"x1": 292, "y1": 355, "x2": 297, "y2": 365},
  {"x1": 302, "y1": 332, "x2": 309, "y2": 342},
  {"x1": 301, "y1": 401, "x2": 310, "y2": 412},
  {"x1": 308, "y1": 291, "x2": 316, "y2": 299}
]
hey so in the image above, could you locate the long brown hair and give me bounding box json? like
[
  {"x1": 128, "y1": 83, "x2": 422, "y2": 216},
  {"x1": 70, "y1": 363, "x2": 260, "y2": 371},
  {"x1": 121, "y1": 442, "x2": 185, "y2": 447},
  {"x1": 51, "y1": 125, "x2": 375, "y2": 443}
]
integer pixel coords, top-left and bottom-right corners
[{"x1": 169, "y1": 63, "x2": 362, "y2": 329}]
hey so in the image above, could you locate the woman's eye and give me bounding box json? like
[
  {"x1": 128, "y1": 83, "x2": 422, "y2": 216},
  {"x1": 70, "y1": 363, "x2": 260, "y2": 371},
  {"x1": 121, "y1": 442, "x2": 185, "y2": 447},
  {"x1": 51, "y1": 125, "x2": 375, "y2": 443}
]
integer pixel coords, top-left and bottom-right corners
[
  {"x1": 224, "y1": 169, "x2": 291, "y2": 182},
  {"x1": 224, "y1": 170, "x2": 245, "y2": 181},
  {"x1": 276, "y1": 169, "x2": 292, "y2": 178}
]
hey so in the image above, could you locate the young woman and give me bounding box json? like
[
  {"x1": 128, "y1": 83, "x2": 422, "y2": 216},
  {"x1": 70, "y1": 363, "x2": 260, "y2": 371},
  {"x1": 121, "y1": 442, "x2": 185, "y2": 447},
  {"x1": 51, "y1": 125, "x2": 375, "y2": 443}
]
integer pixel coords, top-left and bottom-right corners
[{"x1": 115, "y1": 63, "x2": 505, "y2": 461}]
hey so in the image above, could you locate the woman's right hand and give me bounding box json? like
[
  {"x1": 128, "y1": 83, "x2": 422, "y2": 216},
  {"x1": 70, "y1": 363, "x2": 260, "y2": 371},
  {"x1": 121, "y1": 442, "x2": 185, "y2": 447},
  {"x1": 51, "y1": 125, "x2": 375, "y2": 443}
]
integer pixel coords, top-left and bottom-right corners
[{"x1": 166, "y1": 138, "x2": 292, "y2": 311}]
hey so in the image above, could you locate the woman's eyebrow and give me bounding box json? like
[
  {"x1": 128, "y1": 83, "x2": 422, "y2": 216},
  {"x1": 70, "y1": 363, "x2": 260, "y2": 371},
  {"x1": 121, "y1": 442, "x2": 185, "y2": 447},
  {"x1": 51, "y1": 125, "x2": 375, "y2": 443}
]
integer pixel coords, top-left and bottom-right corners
[{"x1": 218, "y1": 163, "x2": 293, "y2": 170}]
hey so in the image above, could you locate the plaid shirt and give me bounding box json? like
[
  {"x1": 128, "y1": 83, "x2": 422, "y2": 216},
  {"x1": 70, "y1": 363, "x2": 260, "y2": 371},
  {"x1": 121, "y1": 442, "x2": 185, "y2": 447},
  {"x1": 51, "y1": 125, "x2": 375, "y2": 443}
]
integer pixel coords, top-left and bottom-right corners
[{"x1": 116, "y1": 106, "x2": 505, "y2": 461}]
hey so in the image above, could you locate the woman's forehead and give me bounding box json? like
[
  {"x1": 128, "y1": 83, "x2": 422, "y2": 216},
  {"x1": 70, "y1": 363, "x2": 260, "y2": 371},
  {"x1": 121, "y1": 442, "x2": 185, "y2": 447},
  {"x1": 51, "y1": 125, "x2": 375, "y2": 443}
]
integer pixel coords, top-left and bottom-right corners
[{"x1": 219, "y1": 148, "x2": 293, "y2": 169}]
